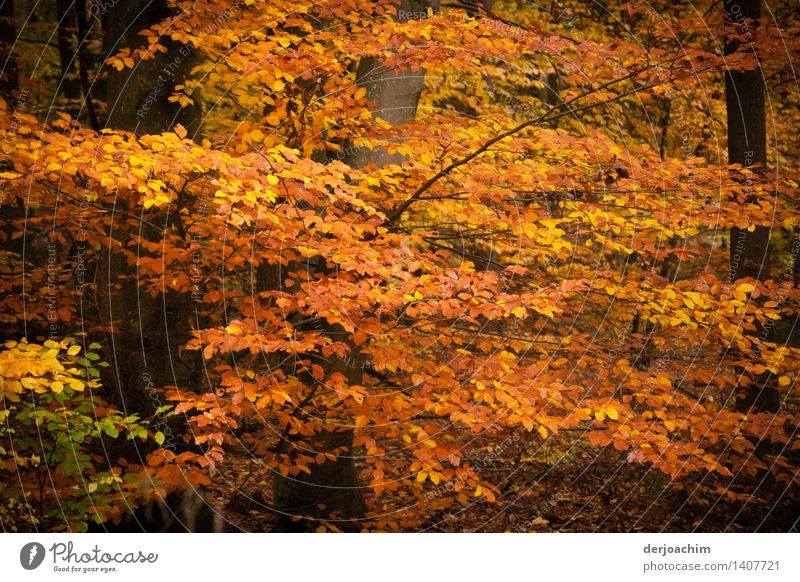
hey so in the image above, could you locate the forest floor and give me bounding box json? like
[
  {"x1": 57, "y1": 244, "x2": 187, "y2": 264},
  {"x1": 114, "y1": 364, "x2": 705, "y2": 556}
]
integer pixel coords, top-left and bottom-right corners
[{"x1": 206, "y1": 432, "x2": 799, "y2": 533}]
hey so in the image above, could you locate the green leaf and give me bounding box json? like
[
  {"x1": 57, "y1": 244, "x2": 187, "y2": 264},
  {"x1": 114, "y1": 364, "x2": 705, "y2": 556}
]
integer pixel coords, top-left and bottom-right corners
[{"x1": 154, "y1": 431, "x2": 165, "y2": 446}]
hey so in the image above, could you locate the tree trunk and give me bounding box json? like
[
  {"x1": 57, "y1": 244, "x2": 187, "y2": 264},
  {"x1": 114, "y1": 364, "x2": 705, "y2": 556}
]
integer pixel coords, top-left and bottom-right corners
[
  {"x1": 0, "y1": 0, "x2": 27, "y2": 262},
  {"x1": 724, "y1": 0, "x2": 778, "y2": 413},
  {"x1": 272, "y1": 0, "x2": 439, "y2": 532},
  {"x1": 102, "y1": 0, "x2": 200, "y2": 135},
  {"x1": 97, "y1": 0, "x2": 201, "y2": 411},
  {"x1": 0, "y1": 0, "x2": 17, "y2": 106},
  {"x1": 93, "y1": 0, "x2": 221, "y2": 532},
  {"x1": 56, "y1": 0, "x2": 81, "y2": 108}
]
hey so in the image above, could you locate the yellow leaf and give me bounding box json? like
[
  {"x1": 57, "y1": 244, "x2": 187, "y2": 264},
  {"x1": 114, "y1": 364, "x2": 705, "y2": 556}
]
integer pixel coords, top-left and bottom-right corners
[
  {"x1": 735, "y1": 282, "x2": 755, "y2": 295},
  {"x1": 606, "y1": 406, "x2": 619, "y2": 421},
  {"x1": 537, "y1": 425, "x2": 548, "y2": 439},
  {"x1": 20, "y1": 377, "x2": 38, "y2": 389},
  {"x1": 778, "y1": 376, "x2": 791, "y2": 387},
  {"x1": 66, "y1": 345, "x2": 81, "y2": 357},
  {"x1": 225, "y1": 324, "x2": 244, "y2": 336},
  {"x1": 403, "y1": 290, "x2": 424, "y2": 302}
]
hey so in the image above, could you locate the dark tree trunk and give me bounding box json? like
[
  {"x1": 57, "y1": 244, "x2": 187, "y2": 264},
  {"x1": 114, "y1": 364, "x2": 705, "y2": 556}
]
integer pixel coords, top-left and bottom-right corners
[
  {"x1": 724, "y1": 0, "x2": 778, "y2": 413},
  {"x1": 74, "y1": 0, "x2": 99, "y2": 130},
  {"x1": 92, "y1": 0, "x2": 219, "y2": 533},
  {"x1": 97, "y1": 0, "x2": 202, "y2": 410},
  {"x1": 56, "y1": 0, "x2": 81, "y2": 107},
  {"x1": 0, "y1": 0, "x2": 18, "y2": 105},
  {"x1": 725, "y1": 0, "x2": 768, "y2": 283},
  {"x1": 272, "y1": 405, "x2": 367, "y2": 532},
  {"x1": 0, "y1": 0, "x2": 27, "y2": 262},
  {"x1": 271, "y1": 0, "x2": 440, "y2": 532},
  {"x1": 102, "y1": 0, "x2": 200, "y2": 135}
]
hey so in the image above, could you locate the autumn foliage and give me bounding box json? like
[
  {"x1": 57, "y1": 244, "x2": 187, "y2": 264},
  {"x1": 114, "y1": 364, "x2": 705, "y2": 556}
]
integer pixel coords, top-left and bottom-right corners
[{"x1": 0, "y1": 0, "x2": 798, "y2": 532}]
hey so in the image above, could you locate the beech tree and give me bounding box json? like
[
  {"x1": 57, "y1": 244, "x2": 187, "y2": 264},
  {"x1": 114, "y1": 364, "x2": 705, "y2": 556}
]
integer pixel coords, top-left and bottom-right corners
[
  {"x1": 1, "y1": 0, "x2": 798, "y2": 532},
  {"x1": 723, "y1": 0, "x2": 779, "y2": 414}
]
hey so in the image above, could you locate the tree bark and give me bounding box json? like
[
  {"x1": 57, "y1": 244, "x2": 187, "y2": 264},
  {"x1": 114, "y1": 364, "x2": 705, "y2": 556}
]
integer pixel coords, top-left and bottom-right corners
[
  {"x1": 97, "y1": 0, "x2": 201, "y2": 411},
  {"x1": 56, "y1": 0, "x2": 81, "y2": 107},
  {"x1": 724, "y1": 0, "x2": 778, "y2": 413},
  {"x1": 0, "y1": 0, "x2": 27, "y2": 262},
  {"x1": 94, "y1": 0, "x2": 221, "y2": 532},
  {"x1": 0, "y1": 0, "x2": 17, "y2": 106},
  {"x1": 272, "y1": 0, "x2": 439, "y2": 532},
  {"x1": 102, "y1": 0, "x2": 200, "y2": 135},
  {"x1": 726, "y1": 0, "x2": 768, "y2": 284}
]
